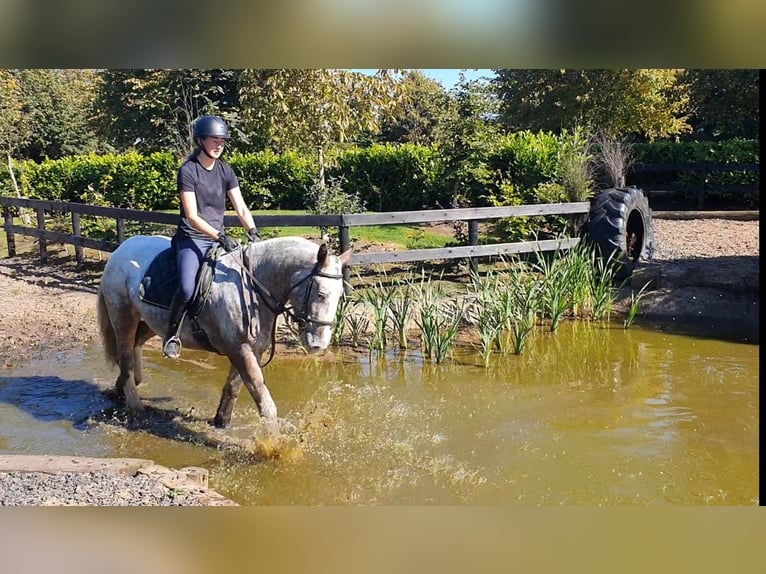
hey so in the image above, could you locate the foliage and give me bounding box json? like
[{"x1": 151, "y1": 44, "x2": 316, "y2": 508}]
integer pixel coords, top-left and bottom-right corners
[
  {"x1": 329, "y1": 143, "x2": 443, "y2": 211},
  {"x1": 229, "y1": 149, "x2": 316, "y2": 209},
  {"x1": 681, "y1": 69, "x2": 759, "y2": 140},
  {"x1": 15, "y1": 69, "x2": 101, "y2": 161},
  {"x1": 92, "y1": 69, "x2": 244, "y2": 157},
  {"x1": 593, "y1": 130, "x2": 635, "y2": 188},
  {"x1": 377, "y1": 70, "x2": 453, "y2": 146},
  {"x1": 10, "y1": 152, "x2": 179, "y2": 209},
  {"x1": 492, "y1": 69, "x2": 692, "y2": 140},
  {"x1": 306, "y1": 175, "x2": 366, "y2": 216},
  {"x1": 629, "y1": 138, "x2": 760, "y2": 189},
  {"x1": 238, "y1": 69, "x2": 405, "y2": 185},
  {"x1": 0, "y1": 71, "x2": 28, "y2": 157},
  {"x1": 434, "y1": 76, "x2": 502, "y2": 207}
]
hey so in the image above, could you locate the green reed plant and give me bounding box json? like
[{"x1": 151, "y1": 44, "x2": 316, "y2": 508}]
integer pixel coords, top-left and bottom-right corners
[
  {"x1": 588, "y1": 248, "x2": 622, "y2": 322},
  {"x1": 345, "y1": 302, "x2": 372, "y2": 348},
  {"x1": 387, "y1": 277, "x2": 416, "y2": 350},
  {"x1": 431, "y1": 299, "x2": 466, "y2": 364},
  {"x1": 531, "y1": 241, "x2": 575, "y2": 332},
  {"x1": 331, "y1": 290, "x2": 353, "y2": 346},
  {"x1": 467, "y1": 268, "x2": 505, "y2": 367},
  {"x1": 356, "y1": 272, "x2": 397, "y2": 351},
  {"x1": 413, "y1": 271, "x2": 464, "y2": 363},
  {"x1": 558, "y1": 240, "x2": 596, "y2": 319},
  {"x1": 624, "y1": 281, "x2": 651, "y2": 329},
  {"x1": 506, "y1": 271, "x2": 543, "y2": 355}
]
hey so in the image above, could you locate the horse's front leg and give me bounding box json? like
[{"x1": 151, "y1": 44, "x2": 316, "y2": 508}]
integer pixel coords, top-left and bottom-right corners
[
  {"x1": 213, "y1": 364, "x2": 243, "y2": 428},
  {"x1": 228, "y1": 344, "x2": 278, "y2": 434}
]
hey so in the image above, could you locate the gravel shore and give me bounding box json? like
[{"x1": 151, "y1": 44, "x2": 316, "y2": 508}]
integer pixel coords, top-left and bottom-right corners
[{"x1": 0, "y1": 470, "x2": 205, "y2": 506}]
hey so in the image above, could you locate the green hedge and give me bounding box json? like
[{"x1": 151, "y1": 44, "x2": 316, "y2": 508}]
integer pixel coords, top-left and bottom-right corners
[
  {"x1": 1, "y1": 138, "x2": 757, "y2": 213},
  {"x1": 630, "y1": 139, "x2": 759, "y2": 187},
  {"x1": 9, "y1": 151, "x2": 179, "y2": 210},
  {"x1": 229, "y1": 149, "x2": 316, "y2": 210},
  {"x1": 328, "y1": 143, "x2": 444, "y2": 211}
]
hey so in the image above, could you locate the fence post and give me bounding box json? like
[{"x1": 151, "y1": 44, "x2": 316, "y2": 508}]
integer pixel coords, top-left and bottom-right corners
[
  {"x1": 3, "y1": 205, "x2": 16, "y2": 257},
  {"x1": 697, "y1": 164, "x2": 708, "y2": 210},
  {"x1": 116, "y1": 218, "x2": 125, "y2": 244},
  {"x1": 339, "y1": 216, "x2": 351, "y2": 295},
  {"x1": 36, "y1": 207, "x2": 47, "y2": 262},
  {"x1": 72, "y1": 212, "x2": 84, "y2": 268},
  {"x1": 468, "y1": 220, "x2": 479, "y2": 281}
]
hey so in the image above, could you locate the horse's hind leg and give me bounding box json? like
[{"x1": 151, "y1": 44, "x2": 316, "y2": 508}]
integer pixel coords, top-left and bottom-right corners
[
  {"x1": 213, "y1": 364, "x2": 243, "y2": 428},
  {"x1": 133, "y1": 321, "x2": 155, "y2": 387},
  {"x1": 110, "y1": 312, "x2": 144, "y2": 414}
]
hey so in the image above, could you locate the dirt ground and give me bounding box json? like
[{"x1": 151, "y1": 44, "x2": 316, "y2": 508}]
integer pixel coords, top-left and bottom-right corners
[{"x1": 0, "y1": 215, "x2": 760, "y2": 368}]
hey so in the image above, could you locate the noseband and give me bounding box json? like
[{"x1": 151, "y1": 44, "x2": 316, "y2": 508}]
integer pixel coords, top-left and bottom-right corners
[{"x1": 282, "y1": 263, "x2": 344, "y2": 329}]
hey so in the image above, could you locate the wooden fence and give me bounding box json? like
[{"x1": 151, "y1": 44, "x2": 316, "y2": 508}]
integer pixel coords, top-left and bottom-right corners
[
  {"x1": 1, "y1": 196, "x2": 589, "y2": 284},
  {"x1": 628, "y1": 162, "x2": 759, "y2": 209}
]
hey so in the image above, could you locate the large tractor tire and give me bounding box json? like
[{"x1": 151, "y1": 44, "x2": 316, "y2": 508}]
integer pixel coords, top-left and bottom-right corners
[{"x1": 585, "y1": 187, "x2": 654, "y2": 280}]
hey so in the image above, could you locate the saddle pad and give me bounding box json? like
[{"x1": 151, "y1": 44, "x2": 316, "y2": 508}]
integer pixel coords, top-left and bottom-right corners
[{"x1": 139, "y1": 248, "x2": 177, "y2": 309}]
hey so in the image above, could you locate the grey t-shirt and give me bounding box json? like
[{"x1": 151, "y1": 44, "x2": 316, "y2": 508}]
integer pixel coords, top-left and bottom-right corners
[{"x1": 176, "y1": 156, "x2": 239, "y2": 240}]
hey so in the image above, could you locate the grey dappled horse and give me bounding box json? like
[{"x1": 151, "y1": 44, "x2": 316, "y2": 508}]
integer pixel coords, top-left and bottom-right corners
[{"x1": 97, "y1": 235, "x2": 351, "y2": 434}]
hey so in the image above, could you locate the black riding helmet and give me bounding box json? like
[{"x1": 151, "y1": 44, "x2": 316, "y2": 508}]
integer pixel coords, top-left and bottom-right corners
[{"x1": 193, "y1": 115, "x2": 230, "y2": 140}]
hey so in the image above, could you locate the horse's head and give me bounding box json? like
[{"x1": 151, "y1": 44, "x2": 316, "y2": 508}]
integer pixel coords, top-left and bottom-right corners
[{"x1": 286, "y1": 243, "x2": 352, "y2": 353}]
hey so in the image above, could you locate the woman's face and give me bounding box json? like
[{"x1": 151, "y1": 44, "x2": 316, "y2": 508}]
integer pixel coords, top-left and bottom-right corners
[{"x1": 201, "y1": 136, "x2": 226, "y2": 158}]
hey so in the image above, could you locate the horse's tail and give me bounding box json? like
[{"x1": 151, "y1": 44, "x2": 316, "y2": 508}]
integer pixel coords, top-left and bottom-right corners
[{"x1": 97, "y1": 285, "x2": 118, "y2": 367}]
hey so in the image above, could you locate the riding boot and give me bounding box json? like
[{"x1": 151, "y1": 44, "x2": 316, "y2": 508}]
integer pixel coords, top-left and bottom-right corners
[{"x1": 162, "y1": 293, "x2": 187, "y2": 359}]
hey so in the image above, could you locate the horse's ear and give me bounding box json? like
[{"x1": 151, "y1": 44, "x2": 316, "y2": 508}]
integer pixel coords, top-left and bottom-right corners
[
  {"x1": 317, "y1": 242, "x2": 328, "y2": 265},
  {"x1": 339, "y1": 248, "x2": 353, "y2": 266}
]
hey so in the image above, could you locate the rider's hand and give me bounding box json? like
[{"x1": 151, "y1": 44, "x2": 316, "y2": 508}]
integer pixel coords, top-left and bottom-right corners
[
  {"x1": 247, "y1": 227, "x2": 261, "y2": 243},
  {"x1": 217, "y1": 231, "x2": 239, "y2": 253}
]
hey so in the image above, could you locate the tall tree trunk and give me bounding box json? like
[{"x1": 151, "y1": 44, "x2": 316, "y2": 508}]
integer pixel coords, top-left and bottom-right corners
[
  {"x1": 6, "y1": 152, "x2": 30, "y2": 224},
  {"x1": 317, "y1": 145, "x2": 326, "y2": 190}
]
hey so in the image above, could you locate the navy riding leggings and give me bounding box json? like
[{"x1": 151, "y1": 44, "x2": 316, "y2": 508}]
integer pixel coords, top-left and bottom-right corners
[{"x1": 175, "y1": 236, "x2": 215, "y2": 303}]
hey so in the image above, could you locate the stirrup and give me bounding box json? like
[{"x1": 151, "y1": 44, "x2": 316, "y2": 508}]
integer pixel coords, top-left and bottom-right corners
[{"x1": 163, "y1": 336, "x2": 182, "y2": 359}]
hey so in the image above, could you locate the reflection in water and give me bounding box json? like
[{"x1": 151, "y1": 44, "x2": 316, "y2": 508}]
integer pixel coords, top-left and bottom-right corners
[{"x1": 0, "y1": 321, "x2": 758, "y2": 505}]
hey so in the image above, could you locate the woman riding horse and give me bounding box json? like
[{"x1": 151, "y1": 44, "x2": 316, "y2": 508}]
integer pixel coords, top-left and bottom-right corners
[{"x1": 163, "y1": 115, "x2": 261, "y2": 359}]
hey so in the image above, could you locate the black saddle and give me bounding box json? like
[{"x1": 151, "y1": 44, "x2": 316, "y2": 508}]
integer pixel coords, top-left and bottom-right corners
[{"x1": 138, "y1": 243, "x2": 224, "y2": 352}]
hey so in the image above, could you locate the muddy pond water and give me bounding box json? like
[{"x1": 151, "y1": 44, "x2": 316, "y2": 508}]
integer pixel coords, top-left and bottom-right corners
[{"x1": 0, "y1": 320, "x2": 758, "y2": 505}]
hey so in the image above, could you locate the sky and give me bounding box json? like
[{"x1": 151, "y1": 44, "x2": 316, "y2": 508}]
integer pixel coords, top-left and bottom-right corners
[{"x1": 352, "y1": 69, "x2": 492, "y2": 89}]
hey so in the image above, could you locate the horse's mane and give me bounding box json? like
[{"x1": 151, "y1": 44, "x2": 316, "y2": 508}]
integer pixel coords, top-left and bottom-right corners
[{"x1": 245, "y1": 236, "x2": 320, "y2": 282}]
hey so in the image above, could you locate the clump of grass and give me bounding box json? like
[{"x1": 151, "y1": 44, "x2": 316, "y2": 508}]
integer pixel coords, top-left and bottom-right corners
[
  {"x1": 387, "y1": 275, "x2": 416, "y2": 350},
  {"x1": 506, "y1": 271, "x2": 542, "y2": 355},
  {"x1": 588, "y1": 248, "x2": 623, "y2": 322},
  {"x1": 413, "y1": 271, "x2": 464, "y2": 363},
  {"x1": 331, "y1": 291, "x2": 353, "y2": 346},
  {"x1": 356, "y1": 271, "x2": 397, "y2": 352},
  {"x1": 531, "y1": 239, "x2": 575, "y2": 332},
  {"x1": 345, "y1": 303, "x2": 371, "y2": 348},
  {"x1": 624, "y1": 281, "x2": 651, "y2": 329},
  {"x1": 467, "y1": 268, "x2": 505, "y2": 367}
]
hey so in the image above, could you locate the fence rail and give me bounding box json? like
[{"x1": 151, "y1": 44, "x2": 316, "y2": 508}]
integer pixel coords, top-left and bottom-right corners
[
  {"x1": 628, "y1": 162, "x2": 759, "y2": 209},
  {"x1": 1, "y1": 197, "x2": 589, "y2": 283}
]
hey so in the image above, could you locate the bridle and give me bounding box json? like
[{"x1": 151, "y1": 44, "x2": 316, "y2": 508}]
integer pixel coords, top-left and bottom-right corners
[
  {"x1": 229, "y1": 247, "x2": 344, "y2": 365},
  {"x1": 281, "y1": 263, "x2": 344, "y2": 329}
]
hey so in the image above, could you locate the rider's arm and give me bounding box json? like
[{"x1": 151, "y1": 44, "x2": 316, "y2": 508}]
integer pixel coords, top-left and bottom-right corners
[
  {"x1": 180, "y1": 190, "x2": 221, "y2": 240},
  {"x1": 227, "y1": 186, "x2": 256, "y2": 232}
]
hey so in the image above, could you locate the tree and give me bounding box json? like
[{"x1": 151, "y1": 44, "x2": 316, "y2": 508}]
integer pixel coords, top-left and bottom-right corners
[
  {"x1": 16, "y1": 69, "x2": 100, "y2": 161},
  {"x1": 92, "y1": 69, "x2": 244, "y2": 157},
  {"x1": 0, "y1": 70, "x2": 32, "y2": 219},
  {"x1": 492, "y1": 69, "x2": 692, "y2": 140},
  {"x1": 377, "y1": 70, "x2": 452, "y2": 145},
  {"x1": 433, "y1": 74, "x2": 502, "y2": 208},
  {"x1": 682, "y1": 69, "x2": 759, "y2": 140},
  {"x1": 238, "y1": 69, "x2": 404, "y2": 187}
]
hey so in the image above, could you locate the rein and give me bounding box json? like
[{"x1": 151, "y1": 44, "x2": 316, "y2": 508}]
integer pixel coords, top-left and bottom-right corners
[{"x1": 228, "y1": 246, "x2": 343, "y2": 366}]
